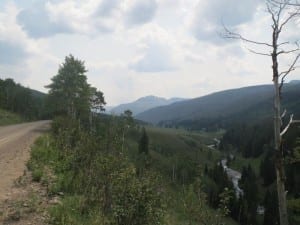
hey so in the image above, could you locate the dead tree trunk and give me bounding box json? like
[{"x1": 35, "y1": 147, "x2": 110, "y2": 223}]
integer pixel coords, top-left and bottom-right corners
[
  {"x1": 271, "y1": 19, "x2": 289, "y2": 224},
  {"x1": 273, "y1": 70, "x2": 289, "y2": 225},
  {"x1": 223, "y1": 1, "x2": 300, "y2": 224}
]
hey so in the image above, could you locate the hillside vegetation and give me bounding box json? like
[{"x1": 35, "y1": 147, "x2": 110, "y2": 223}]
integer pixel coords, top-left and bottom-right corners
[
  {"x1": 29, "y1": 118, "x2": 238, "y2": 225},
  {"x1": 136, "y1": 82, "x2": 300, "y2": 130},
  {"x1": 0, "y1": 78, "x2": 48, "y2": 122},
  {"x1": 26, "y1": 55, "x2": 237, "y2": 225}
]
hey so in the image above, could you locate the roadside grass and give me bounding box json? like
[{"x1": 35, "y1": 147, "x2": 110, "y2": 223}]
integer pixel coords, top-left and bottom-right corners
[
  {"x1": 0, "y1": 108, "x2": 23, "y2": 126},
  {"x1": 27, "y1": 135, "x2": 58, "y2": 186},
  {"x1": 48, "y1": 195, "x2": 107, "y2": 225},
  {"x1": 27, "y1": 135, "x2": 82, "y2": 223}
]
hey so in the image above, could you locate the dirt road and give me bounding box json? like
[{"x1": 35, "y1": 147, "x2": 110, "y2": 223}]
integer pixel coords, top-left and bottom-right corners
[{"x1": 0, "y1": 121, "x2": 50, "y2": 201}]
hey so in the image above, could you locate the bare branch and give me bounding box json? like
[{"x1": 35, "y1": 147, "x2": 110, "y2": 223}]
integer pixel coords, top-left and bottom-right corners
[
  {"x1": 281, "y1": 109, "x2": 287, "y2": 119},
  {"x1": 277, "y1": 48, "x2": 300, "y2": 55},
  {"x1": 271, "y1": 0, "x2": 300, "y2": 7},
  {"x1": 267, "y1": 3, "x2": 278, "y2": 26},
  {"x1": 278, "y1": 52, "x2": 299, "y2": 90},
  {"x1": 277, "y1": 2, "x2": 288, "y2": 26},
  {"x1": 278, "y1": 41, "x2": 290, "y2": 46},
  {"x1": 279, "y1": 9, "x2": 300, "y2": 32},
  {"x1": 280, "y1": 114, "x2": 294, "y2": 136},
  {"x1": 279, "y1": 53, "x2": 300, "y2": 77},
  {"x1": 222, "y1": 26, "x2": 273, "y2": 47},
  {"x1": 279, "y1": 68, "x2": 295, "y2": 77},
  {"x1": 278, "y1": 73, "x2": 289, "y2": 96},
  {"x1": 280, "y1": 109, "x2": 287, "y2": 126},
  {"x1": 246, "y1": 47, "x2": 271, "y2": 56}
]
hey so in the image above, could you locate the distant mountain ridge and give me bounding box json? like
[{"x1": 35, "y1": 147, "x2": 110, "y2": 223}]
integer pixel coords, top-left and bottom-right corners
[
  {"x1": 135, "y1": 82, "x2": 300, "y2": 129},
  {"x1": 109, "y1": 95, "x2": 186, "y2": 115}
]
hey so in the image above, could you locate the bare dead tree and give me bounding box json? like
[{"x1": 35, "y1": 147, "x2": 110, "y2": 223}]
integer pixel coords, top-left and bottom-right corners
[
  {"x1": 223, "y1": 1, "x2": 300, "y2": 225},
  {"x1": 273, "y1": 0, "x2": 300, "y2": 6}
]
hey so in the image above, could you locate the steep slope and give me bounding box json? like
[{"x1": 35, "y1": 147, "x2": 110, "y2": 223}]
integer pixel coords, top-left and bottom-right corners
[
  {"x1": 110, "y1": 95, "x2": 185, "y2": 115},
  {"x1": 135, "y1": 82, "x2": 300, "y2": 128}
]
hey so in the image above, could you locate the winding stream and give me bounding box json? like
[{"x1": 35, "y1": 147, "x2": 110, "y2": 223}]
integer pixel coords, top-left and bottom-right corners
[{"x1": 221, "y1": 159, "x2": 243, "y2": 198}]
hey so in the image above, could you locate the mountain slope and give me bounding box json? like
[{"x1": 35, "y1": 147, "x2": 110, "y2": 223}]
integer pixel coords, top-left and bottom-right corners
[
  {"x1": 110, "y1": 96, "x2": 185, "y2": 115},
  {"x1": 135, "y1": 83, "x2": 300, "y2": 128}
]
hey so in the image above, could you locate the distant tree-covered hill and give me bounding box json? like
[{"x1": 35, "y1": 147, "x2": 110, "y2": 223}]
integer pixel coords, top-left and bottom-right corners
[
  {"x1": 0, "y1": 78, "x2": 48, "y2": 120},
  {"x1": 110, "y1": 95, "x2": 186, "y2": 115},
  {"x1": 136, "y1": 82, "x2": 300, "y2": 130}
]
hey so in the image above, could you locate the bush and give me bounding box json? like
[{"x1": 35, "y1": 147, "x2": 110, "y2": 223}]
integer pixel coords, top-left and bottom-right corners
[{"x1": 31, "y1": 168, "x2": 43, "y2": 182}]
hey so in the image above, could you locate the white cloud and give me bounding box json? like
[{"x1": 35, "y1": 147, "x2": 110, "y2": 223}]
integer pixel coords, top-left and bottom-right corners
[
  {"x1": 125, "y1": 23, "x2": 197, "y2": 73},
  {"x1": 189, "y1": 0, "x2": 261, "y2": 43},
  {"x1": 124, "y1": 0, "x2": 157, "y2": 26},
  {"x1": 16, "y1": 0, "x2": 120, "y2": 37},
  {"x1": 0, "y1": 40, "x2": 27, "y2": 65},
  {"x1": 129, "y1": 41, "x2": 176, "y2": 72},
  {"x1": 0, "y1": 3, "x2": 31, "y2": 65},
  {"x1": 17, "y1": 1, "x2": 72, "y2": 38},
  {"x1": 95, "y1": 0, "x2": 121, "y2": 17},
  {"x1": 16, "y1": 0, "x2": 160, "y2": 38}
]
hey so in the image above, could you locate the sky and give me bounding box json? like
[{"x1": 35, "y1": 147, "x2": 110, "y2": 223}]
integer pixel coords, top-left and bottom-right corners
[{"x1": 0, "y1": 0, "x2": 300, "y2": 106}]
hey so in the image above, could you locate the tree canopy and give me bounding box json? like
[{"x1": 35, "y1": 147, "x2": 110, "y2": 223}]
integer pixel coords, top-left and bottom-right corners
[{"x1": 46, "y1": 54, "x2": 105, "y2": 123}]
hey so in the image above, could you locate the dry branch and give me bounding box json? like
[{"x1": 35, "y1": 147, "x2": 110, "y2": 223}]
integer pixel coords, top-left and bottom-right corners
[
  {"x1": 222, "y1": 26, "x2": 273, "y2": 47},
  {"x1": 280, "y1": 114, "x2": 294, "y2": 136},
  {"x1": 281, "y1": 109, "x2": 287, "y2": 118},
  {"x1": 246, "y1": 47, "x2": 271, "y2": 56}
]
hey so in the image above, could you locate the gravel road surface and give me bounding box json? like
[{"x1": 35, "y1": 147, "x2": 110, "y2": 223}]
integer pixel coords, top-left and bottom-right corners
[{"x1": 0, "y1": 121, "x2": 50, "y2": 201}]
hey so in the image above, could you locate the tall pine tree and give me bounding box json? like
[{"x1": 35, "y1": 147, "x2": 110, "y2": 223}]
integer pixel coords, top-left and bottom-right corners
[{"x1": 139, "y1": 127, "x2": 149, "y2": 155}]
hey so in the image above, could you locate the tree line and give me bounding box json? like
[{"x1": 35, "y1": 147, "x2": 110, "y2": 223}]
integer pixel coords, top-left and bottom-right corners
[{"x1": 0, "y1": 78, "x2": 48, "y2": 120}]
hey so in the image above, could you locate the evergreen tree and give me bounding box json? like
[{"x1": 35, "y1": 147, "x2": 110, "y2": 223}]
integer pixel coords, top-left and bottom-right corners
[
  {"x1": 260, "y1": 148, "x2": 276, "y2": 186},
  {"x1": 240, "y1": 165, "x2": 259, "y2": 225},
  {"x1": 264, "y1": 189, "x2": 279, "y2": 225},
  {"x1": 90, "y1": 87, "x2": 106, "y2": 113},
  {"x1": 139, "y1": 127, "x2": 149, "y2": 155}
]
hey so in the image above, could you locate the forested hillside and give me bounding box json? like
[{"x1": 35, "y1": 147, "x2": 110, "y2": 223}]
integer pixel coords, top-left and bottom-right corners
[
  {"x1": 0, "y1": 78, "x2": 48, "y2": 123},
  {"x1": 110, "y1": 96, "x2": 185, "y2": 115},
  {"x1": 136, "y1": 82, "x2": 300, "y2": 130}
]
